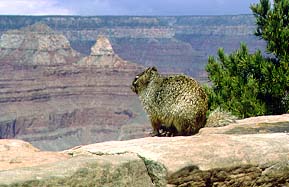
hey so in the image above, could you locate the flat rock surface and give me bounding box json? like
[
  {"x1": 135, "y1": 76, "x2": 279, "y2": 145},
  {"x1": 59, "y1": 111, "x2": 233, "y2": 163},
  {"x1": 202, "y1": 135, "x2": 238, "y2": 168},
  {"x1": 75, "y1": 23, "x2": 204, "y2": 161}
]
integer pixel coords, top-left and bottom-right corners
[
  {"x1": 200, "y1": 113, "x2": 289, "y2": 135},
  {"x1": 0, "y1": 114, "x2": 288, "y2": 186},
  {"x1": 77, "y1": 132, "x2": 289, "y2": 172},
  {"x1": 0, "y1": 151, "x2": 153, "y2": 187},
  {"x1": 66, "y1": 114, "x2": 289, "y2": 186},
  {"x1": 0, "y1": 139, "x2": 68, "y2": 170},
  {"x1": 0, "y1": 140, "x2": 152, "y2": 186}
]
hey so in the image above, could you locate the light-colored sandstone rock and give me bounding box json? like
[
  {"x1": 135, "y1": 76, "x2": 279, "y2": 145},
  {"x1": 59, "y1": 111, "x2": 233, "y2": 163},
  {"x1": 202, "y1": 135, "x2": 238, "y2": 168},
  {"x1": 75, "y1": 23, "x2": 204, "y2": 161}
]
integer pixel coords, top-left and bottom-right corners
[
  {"x1": 91, "y1": 35, "x2": 114, "y2": 56},
  {"x1": 0, "y1": 139, "x2": 68, "y2": 170},
  {"x1": 77, "y1": 35, "x2": 138, "y2": 68},
  {"x1": 200, "y1": 113, "x2": 289, "y2": 135},
  {"x1": 0, "y1": 114, "x2": 288, "y2": 186},
  {"x1": 0, "y1": 140, "x2": 153, "y2": 187},
  {"x1": 68, "y1": 114, "x2": 289, "y2": 186}
]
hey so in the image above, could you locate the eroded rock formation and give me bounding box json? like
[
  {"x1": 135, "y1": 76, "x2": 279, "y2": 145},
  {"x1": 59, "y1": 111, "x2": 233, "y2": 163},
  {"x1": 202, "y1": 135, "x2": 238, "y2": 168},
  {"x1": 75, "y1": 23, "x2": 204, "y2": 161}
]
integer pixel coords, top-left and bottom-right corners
[
  {"x1": 0, "y1": 22, "x2": 80, "y2": 65},
  {"x1": 0, "y1": 15, "x2": 267, "y2": 82},
  {"x1": 77, "y1": 35, "x2": 136, "y2": 68}
]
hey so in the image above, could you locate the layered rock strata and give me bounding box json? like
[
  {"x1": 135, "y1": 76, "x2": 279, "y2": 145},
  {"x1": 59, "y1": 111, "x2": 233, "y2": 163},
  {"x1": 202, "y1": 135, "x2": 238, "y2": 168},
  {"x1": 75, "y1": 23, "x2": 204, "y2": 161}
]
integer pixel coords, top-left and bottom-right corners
[
  {"x1": 0, "y1": 15, "x2": 267, "y2": 82},
  {"x1": 0, "y1": 22, "x2": 80, "y2": 65},
  {"x1": 0, "y1": 24, "x2": 148, "y2": 151}
]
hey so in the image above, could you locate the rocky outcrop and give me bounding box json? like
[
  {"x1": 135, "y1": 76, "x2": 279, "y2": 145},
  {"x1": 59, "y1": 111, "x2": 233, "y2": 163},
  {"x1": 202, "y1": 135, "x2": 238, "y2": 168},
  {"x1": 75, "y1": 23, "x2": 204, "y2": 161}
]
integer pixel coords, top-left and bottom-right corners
[
  {"x1": 77, "y1": 35, "x2": 137, "y2": 69},
  {"x1": 0, "y1": 139, "x2": 153, "y2": 187},
  {"x1": 0, "y1": 139, "x2": 68, "y2": 170},
  {"x1": 0, "y1": 22, "x2": 80, "y2": 65},
  {"x1": 0, "y1": 24, "x2": 148, "y2": 151},
  {"x1": 0, "y1": 114, "x2": 288, "y2": 186},
  {"x1": 91, "y1": 35, "x2": 114, "y2": 56}
]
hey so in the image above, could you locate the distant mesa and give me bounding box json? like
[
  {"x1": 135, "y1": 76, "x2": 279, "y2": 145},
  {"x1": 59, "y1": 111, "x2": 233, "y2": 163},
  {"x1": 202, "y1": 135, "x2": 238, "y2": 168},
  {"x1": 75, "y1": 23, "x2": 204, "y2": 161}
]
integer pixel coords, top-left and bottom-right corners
[
  {"x1": 77, "y1": 35, "x2": 137, "y2": 69},
  {"x1": 0, "y1": 22, "x2": 80, "y2": 65},
  {"x1": 22, "y1": 22, "x2": 54, "y2": 33}
]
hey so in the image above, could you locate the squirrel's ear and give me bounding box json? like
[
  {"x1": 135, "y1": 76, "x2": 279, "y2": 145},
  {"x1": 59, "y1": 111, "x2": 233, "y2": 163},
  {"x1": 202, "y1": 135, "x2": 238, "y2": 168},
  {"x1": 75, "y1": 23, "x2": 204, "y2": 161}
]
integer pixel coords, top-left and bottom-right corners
[{"x1": 151, "y1": 66, "x2": 157, "y2": 72}]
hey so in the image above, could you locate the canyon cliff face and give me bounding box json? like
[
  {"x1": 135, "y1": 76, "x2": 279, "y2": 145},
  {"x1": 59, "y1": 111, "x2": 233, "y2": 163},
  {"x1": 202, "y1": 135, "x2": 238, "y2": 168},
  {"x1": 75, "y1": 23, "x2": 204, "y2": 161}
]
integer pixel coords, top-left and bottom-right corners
[
  {"x1": 0, "y1": 24, "x2": 148, "y2": 151},
  {"x1": 0, "y1": 16, "x2": 268, "y2": 150},
  {"x1": 0, "y1": 15, "x2": 266, "y2": 82}
]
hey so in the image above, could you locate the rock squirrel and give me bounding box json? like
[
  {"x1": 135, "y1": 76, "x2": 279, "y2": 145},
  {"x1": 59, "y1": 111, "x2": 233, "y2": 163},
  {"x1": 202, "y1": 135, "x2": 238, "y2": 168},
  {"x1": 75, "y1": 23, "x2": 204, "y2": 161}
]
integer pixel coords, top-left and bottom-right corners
[{"x1": 131, "y1": 67, "x2": 208, "y2": 136}]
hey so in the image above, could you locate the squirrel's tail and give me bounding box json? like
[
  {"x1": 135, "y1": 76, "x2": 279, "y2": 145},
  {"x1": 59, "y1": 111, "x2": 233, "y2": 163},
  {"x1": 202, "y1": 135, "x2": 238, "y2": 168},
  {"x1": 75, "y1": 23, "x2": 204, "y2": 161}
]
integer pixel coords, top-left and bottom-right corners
[{"x1": 205, "y1": 107, "x2": 238, "y2": 127}]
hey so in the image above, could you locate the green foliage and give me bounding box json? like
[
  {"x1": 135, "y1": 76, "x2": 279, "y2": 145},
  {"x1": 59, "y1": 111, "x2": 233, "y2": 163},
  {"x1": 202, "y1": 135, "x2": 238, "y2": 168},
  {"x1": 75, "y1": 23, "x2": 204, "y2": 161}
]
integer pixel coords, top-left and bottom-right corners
[
  {"x1": 251, "y1": 0, "x2": 289, "y2": 113},
  {"x1": 251, "y1": 0, "x2": 289, "y2": 59},
  {"x1": 206, "y1": 0, "x2": 289, "y2": 118},
  {"x1": 206, "y1": 0, "x2": 289, "y2": 117},
  {"x1": 206, "y1": 44, "x2": 288, "y2": 118},
  {"x1": 207, "y1": 44, "x2": 261, "y2": 118}
]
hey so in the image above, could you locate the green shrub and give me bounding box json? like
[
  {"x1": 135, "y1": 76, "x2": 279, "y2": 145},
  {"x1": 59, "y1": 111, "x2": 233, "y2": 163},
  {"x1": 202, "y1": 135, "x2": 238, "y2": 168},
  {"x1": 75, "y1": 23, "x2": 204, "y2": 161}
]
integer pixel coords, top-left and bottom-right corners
[{"x1": 205, "y1": 0, "x2": 288, "y2": 118}]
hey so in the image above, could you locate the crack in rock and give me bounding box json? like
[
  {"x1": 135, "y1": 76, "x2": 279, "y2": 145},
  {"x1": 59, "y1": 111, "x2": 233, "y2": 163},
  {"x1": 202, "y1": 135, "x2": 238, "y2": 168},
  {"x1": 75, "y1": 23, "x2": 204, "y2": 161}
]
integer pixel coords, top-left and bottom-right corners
[{"x1": 137, "y1": 154, "x2": 168, "y2": 187}]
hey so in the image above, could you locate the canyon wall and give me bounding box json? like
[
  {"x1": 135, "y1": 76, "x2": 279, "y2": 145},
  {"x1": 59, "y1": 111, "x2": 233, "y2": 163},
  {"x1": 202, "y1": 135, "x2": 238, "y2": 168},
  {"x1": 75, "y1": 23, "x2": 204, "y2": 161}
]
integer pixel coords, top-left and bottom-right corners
[
  {"x1": 0, "y1": 15, "x2": 266, "y2": 82},
  {"x1": 0, "y1": 15, "x2": 268, "y2": 150},
  {"x1": 0, "y1": 24, "x2": 148, "y2": 151}
]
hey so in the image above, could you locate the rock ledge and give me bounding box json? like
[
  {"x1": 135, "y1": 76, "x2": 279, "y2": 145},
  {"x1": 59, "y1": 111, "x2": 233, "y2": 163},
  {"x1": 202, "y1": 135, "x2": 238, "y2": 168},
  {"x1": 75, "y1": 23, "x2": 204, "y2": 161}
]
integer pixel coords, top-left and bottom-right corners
[{"x1": 0, "y1": 114, "x2": 288, "y2": 186}]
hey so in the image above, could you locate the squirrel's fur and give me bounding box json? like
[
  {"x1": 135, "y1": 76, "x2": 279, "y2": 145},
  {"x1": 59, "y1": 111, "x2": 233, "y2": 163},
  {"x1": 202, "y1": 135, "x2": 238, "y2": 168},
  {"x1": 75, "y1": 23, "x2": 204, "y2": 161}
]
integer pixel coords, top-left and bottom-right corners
[
  {"x1": 206, "y1": 107, "x2": 238, "y2": 127},
  {"x1": 131, "y1": 67, "x2": 208, "y2": 136}
]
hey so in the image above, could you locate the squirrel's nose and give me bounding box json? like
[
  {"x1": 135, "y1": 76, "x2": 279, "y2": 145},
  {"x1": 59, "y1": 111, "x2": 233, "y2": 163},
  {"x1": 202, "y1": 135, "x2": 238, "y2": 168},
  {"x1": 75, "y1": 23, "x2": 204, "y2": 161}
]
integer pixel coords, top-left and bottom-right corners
[
  {"x1": 131, "y1": 85, "x2": 138, "y2": 94},
  {"x1": 131, "y1": 85, "x2": 135, "y2": 92}
]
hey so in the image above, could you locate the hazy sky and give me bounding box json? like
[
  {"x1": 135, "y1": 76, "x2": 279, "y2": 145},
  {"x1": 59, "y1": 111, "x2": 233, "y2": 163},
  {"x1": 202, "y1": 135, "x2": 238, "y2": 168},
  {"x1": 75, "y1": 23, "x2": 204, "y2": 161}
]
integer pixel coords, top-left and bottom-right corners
[{"x1": 0, "y1": 0, "x2": 265, "y2": 16}]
